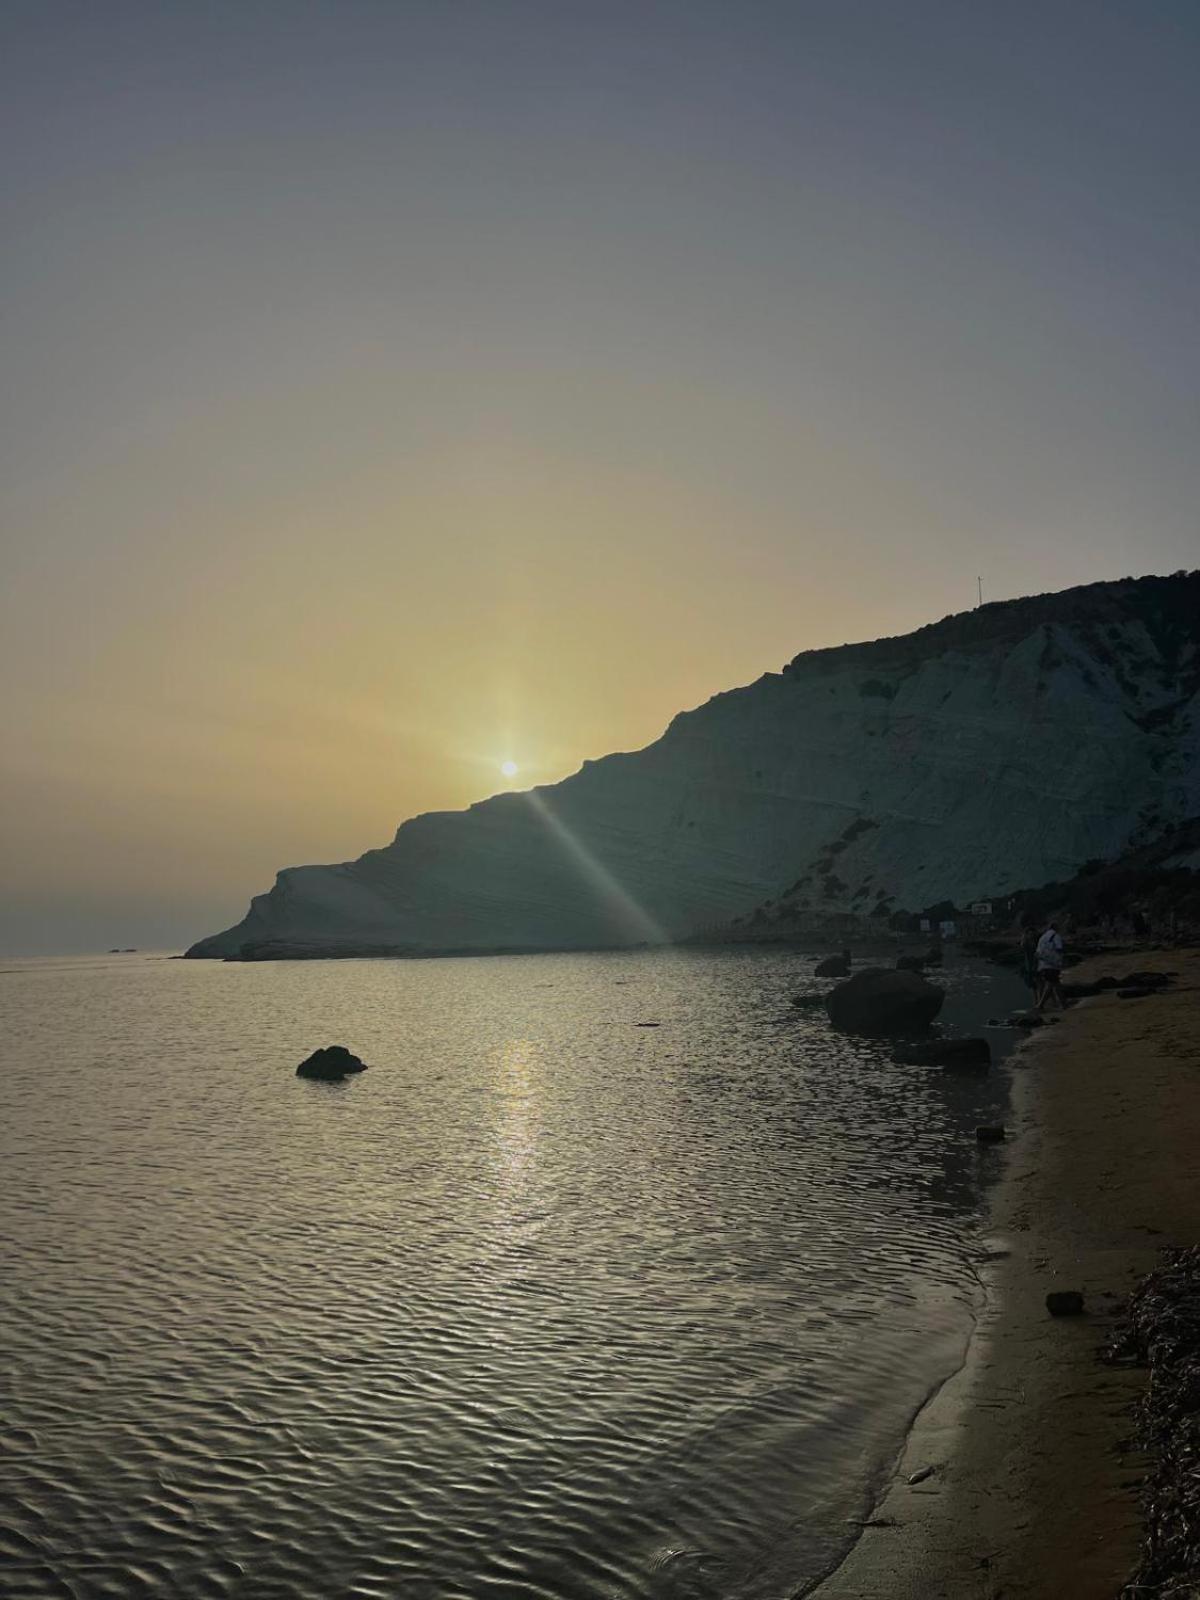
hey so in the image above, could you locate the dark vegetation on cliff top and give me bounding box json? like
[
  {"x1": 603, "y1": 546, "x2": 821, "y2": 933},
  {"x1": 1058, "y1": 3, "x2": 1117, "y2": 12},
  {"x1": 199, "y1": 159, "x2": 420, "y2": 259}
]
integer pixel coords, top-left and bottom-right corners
[{"x1": 783, "y1": 570, "x2": 1200, "y2": 682}]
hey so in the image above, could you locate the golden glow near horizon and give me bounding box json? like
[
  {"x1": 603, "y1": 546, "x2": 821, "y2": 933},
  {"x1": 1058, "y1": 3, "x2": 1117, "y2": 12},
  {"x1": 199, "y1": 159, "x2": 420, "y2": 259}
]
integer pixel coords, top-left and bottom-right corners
[{"x1": 3, "y1": 5, "x2": 1198, "y2": 954}]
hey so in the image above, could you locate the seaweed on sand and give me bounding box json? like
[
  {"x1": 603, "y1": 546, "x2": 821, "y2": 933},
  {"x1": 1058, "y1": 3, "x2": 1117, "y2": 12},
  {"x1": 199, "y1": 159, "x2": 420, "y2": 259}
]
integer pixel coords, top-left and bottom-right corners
[{"x1": 1105, "y1": 1245, "x2": 1200, "y2": 1598}]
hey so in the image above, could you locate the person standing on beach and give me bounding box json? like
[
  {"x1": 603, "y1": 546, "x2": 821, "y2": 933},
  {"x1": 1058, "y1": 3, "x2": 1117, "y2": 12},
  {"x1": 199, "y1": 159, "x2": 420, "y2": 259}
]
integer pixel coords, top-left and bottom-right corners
[{"x1": 1035, "y1": 920, "x2": 1065, "y2": 1010}]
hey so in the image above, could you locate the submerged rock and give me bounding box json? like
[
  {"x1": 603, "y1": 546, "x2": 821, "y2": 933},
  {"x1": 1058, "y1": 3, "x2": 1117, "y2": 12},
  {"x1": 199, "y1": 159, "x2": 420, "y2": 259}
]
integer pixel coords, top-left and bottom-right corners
[
  {"x1": 976, "y1": 1125, "x2": 1006, "y2": 1142},
  {"x1": 895, "y1": 1037, "x2": 991, "y2": 1069},
  {"x1": 827, "y1": 968, "x2": 944, "y2": 1036},
  {"x1": 296, "y1": 1045, "x2": 368, "y2": 1081}
]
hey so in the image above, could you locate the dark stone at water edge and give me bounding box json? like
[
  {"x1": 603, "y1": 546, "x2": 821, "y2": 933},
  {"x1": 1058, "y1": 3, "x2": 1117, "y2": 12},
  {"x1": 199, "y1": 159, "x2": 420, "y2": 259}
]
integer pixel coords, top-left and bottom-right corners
[
  {"x1": 814, "y1": 952, "x2": 852, "y2": 977},
  {"x1": 1118, "y1": 987, "x2": 1154, "y2": 1000},
  {"x1": 1046, "y1": 1290, "x2": 1085, "y2": 1316},
  {"x1": 1060, "y1": 978, "x2": 1106, "y2": 999},
  {"x1": 895, "y1": 954, "x2": 926, "y2": 973},
  {"x1": 976, "y1": 1125, "x2": 1006, "y2": 1142},
  {"x1": 894, "y1": 1037, "x2": 991, "y2": 1069},
  {"x1": 1065, "y1": 971, "x2": 1173, "y2": 1000},
  {"x1": 826, "y1": 968, "x2": 944, "y2": 1036},
  {"x1": 296, "y1": 1045, "x2": 368, "y2": 1080}
]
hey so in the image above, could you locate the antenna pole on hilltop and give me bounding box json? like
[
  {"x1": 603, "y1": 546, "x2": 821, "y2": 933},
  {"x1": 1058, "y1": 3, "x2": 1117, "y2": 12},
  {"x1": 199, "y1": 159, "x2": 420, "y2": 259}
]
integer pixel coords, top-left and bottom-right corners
[{"x1": 977, "y1": 576, "x2": 983, "y2": 608}]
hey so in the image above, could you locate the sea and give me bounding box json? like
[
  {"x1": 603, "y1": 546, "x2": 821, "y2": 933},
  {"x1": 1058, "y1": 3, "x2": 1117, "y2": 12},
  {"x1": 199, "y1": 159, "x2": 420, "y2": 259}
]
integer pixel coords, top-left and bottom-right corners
[{"x1": 0, "y1": 947, "x2": 1029, "y2": 1600}]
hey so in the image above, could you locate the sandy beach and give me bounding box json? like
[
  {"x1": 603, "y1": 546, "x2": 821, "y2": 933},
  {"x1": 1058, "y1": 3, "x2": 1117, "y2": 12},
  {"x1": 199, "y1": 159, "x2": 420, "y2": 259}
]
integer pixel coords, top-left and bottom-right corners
[{"x1": 808, "y1": 945, "x2": 1200, "y2": 1600}]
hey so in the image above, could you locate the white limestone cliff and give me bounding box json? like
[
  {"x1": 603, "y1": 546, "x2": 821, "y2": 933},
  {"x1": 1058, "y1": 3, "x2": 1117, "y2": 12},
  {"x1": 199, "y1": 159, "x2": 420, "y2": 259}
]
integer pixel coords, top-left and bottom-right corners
[{"x1": 187, "y1": 574, "x2": 1200, "y2": 958}]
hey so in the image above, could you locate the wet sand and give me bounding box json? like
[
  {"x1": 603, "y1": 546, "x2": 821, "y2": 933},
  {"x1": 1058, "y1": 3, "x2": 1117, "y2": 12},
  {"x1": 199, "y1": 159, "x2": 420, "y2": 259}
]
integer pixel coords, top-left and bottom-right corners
[{"x1": 808, "y1": 945, "x2": 1200, "y2": 1600}]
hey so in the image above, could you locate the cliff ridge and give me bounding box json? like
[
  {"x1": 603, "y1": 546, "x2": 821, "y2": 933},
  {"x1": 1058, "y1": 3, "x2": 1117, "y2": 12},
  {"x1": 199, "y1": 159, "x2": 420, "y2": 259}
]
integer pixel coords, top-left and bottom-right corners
[{"x1": 187, "y1": 572, "x2": 1200, "y2": 958}]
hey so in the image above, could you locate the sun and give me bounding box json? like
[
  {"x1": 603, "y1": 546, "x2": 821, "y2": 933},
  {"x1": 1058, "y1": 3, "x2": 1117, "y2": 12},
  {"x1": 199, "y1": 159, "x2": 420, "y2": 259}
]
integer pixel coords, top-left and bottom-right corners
[{"x1": 500, "y1": 760, "x2": 519, "y2": 779}]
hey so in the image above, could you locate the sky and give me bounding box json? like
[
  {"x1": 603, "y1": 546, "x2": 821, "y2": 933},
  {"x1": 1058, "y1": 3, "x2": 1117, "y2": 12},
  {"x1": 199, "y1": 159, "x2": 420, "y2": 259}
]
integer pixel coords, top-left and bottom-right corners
[{"x1": 2, "y1": 0, "x2": 1198, "y2": 954}]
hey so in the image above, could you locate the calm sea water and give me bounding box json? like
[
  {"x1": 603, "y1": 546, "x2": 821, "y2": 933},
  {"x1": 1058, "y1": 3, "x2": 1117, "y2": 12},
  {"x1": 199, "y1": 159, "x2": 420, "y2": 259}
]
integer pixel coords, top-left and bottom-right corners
[{"x1": 0, "y1": 947, "x2": 1027, "y2": 1600}]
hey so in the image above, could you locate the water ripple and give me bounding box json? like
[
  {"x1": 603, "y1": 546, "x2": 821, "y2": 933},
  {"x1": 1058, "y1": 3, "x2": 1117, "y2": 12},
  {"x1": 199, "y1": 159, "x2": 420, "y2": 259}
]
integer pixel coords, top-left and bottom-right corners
[{"x1": 0, "y1": 948, "x2": 1027, "y2": 1598}]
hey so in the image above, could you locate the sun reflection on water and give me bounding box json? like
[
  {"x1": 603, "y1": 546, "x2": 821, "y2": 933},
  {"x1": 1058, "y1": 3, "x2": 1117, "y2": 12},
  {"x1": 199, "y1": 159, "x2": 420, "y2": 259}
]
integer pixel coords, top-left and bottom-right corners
[{"x1": 492, "y1": 1037, "x2": 540, "y2": 1198}]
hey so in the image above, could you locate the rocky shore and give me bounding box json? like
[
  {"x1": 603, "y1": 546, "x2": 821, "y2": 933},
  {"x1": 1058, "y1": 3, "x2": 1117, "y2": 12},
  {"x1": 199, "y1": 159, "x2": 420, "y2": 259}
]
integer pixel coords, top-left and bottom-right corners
[{"x1": 807, "y1": 945, "x2": 1200, "y2": 1600}]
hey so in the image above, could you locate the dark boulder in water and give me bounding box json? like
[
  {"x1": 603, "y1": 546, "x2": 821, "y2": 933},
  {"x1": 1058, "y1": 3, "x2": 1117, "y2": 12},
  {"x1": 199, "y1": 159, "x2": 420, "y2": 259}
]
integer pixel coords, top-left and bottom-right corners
[
  {"x1": 296, "y1": 1045, "x2": 368, "y2": 1081},
  {"x1": 1046, "y1": 1290, "x2": 1085, "y2": 1316},
  {"x1": 815, "y1": 951, "x2": 852, "y2": 977},
  {"x1": 826, "y1": 968, "x2": 944, "y2": 1036},
  {"x1": 895, "y1": 954, "x2": 927, "y2": 973},
  {"x1": 895, "y1": 1037, "x2": 991, "y2": 1069},
  {"x1": 976, "y1": 1125, "x2": 1006, "y2": 1142}
]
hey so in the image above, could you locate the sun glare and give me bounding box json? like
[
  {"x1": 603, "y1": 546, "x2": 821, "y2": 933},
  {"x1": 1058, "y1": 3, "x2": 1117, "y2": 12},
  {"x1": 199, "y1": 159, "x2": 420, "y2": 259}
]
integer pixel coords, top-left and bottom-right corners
[{"x1": 501, "y1": 760, "x2": 519, "y2": 779}]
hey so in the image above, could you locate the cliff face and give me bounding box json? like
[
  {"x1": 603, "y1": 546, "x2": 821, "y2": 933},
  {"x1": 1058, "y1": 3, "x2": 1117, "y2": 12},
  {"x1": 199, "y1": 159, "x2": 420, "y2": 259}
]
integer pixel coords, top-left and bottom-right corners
[{"x1": 187, "y1": 573, "x2": 1200, "y2": 957}]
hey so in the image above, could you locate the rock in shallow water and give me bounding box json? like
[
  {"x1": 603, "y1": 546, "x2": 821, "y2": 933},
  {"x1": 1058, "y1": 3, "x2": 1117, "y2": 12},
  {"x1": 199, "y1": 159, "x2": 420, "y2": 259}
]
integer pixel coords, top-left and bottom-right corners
[
  {"x1": 1046, "y1": 1290, "x2": 1085, "y2": 1316},
  {"x1": 894, "y1": 1037, "x2": 991, "y2": 1069},
  {"x1": 296, "y1": 1045, "x2": 368, "y2": 1080},
  {"x1": 826, "y1": 968, "x2": 944, "y2": 1036},
  {"x1": 814, "y1": 952, "x2": 852, "y2": 977}
]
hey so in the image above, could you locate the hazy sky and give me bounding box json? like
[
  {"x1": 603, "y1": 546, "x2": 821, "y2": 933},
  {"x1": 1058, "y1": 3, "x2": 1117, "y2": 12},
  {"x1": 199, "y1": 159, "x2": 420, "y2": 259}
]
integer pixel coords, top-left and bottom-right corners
[{"x1": 3, "y1": 1, "x2": 1198, "y2": 953}]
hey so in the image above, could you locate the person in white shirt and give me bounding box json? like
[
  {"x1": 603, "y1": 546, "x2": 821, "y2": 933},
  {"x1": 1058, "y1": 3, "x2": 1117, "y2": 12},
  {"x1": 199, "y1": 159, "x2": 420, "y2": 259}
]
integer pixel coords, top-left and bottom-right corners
[{"x1": 1035, "y1": 921, "x2": 1065, "y2": 1010}]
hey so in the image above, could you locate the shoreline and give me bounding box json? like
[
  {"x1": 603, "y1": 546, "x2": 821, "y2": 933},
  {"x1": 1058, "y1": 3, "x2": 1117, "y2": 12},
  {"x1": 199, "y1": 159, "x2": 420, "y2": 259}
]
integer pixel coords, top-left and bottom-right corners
[{"x1": 807, "y1": 945, "x2": 1200, "y2": 1599}]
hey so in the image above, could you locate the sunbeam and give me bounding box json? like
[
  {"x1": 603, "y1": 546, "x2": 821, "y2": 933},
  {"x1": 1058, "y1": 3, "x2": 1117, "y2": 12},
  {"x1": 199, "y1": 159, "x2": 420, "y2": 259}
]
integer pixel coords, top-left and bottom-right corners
[{"x1": 521, "y1": 788, "x2": 670, "y2": 947}]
